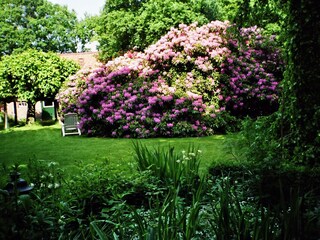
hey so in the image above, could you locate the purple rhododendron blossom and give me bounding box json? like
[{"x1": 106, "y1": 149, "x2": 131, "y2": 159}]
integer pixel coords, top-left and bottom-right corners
[{"x1": 154, "y1": 118, "x2": 161, "y2": 123}]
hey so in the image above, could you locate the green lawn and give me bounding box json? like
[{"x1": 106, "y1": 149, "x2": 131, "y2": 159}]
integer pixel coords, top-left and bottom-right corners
[{"x1": 0, "y1": 123, "x2": 239, "y2": 176}]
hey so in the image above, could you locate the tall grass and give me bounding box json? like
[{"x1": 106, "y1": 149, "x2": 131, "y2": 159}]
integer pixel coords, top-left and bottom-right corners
[
  {"x1": 130, "y1": 142, "x2": 205, "y2": 239},
  {"x1": 131, "y1": 185, "x2": 204, "y2": 240},
  {"x1": 133, "y1": 141, "x2": 202, "y2": 189},
  {"x1": 205, "y1": 177, "x2": 279, "y2": 240}
]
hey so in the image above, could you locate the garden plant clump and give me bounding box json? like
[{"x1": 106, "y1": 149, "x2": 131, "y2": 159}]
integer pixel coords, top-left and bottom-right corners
[
  {"x1": 2, "y1": 144, "x2": 319, "y2": 239},
  {"x1": 58, "y1": 21, "x2": 283, "y2": 137}
]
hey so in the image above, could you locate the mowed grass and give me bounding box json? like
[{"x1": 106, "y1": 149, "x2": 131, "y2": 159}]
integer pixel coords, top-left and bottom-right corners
[{"x1": 0, "y1": 123, "x2": 240, "y2": 176}]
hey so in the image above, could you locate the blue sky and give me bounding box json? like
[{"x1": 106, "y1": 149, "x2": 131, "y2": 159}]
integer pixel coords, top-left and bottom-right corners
[{"x1": 48, "y1": 0, "x2": 105, "y2": 19}]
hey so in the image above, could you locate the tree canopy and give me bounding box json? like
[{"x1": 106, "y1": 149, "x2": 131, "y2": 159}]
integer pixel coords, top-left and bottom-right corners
[
  {"x1": 0, "y1": 0, "x2": 78, "y2": 56},
  {"x1": 98, "y1": 0, "x2": 219, "y2": 61}
]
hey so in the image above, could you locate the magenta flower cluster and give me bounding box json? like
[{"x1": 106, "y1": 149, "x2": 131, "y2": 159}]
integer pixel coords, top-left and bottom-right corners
[
  {"x1": 58, "y1": 21, "x2": 283, "y2": 138},
  {"x1": 220, "y1": 26, "x2": 283, "y2": 116}
]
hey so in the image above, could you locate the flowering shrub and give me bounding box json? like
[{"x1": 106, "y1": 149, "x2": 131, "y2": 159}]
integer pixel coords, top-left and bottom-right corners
[
  {"x1": 220, "y1": 26, "x2": 283, "y2": 117},
  {"x1": 58, "y1": 21, "x2": 283, "y2": 138}
]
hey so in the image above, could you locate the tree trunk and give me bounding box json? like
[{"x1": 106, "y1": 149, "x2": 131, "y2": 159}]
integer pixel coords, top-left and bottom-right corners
[
  {"x1": 26, "y1": 101, "x2": 36, "y2": 124},
  {"x1": 4, "y1": 102, "x2": 9, "y2": 130},
  {"x1": 13, "y1": 100, "x2": 18, "y2": 125},
  {"x1": 54, "y1": 100, "x2": 58, "y2": 121}
]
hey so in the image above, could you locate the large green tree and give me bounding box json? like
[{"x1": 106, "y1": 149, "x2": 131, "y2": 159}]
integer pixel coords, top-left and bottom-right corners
[
  {"x1": 0, "y1": 0, "x2": 78, "y2": 56},
  {"x1": 0, "y1": 49, "x2": 79, "y2": 122},
  {"x1": 98, "y1": 0, "x2": 219, "y2": 61}
]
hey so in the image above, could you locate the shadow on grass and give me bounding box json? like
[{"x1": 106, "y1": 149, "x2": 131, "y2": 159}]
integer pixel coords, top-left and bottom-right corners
[
  {"x1": 39, "y1": 120, "x2": 58, "y2": 126},
  {"x1": 0, "y1": 119, "x2": 58, "y2": 132}
]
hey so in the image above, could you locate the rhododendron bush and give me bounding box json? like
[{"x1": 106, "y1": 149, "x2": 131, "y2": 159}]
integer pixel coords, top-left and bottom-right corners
[{"x1": 57, "y1": 21, "x2": 283, "y2": 138}]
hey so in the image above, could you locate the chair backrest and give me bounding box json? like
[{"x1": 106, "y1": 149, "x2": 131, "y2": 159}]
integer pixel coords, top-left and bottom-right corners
[{"x1": 64, "y1": 113, "x2": 78, "y2": 126}]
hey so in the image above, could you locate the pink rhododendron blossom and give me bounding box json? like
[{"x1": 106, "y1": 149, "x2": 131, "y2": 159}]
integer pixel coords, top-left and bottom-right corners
[
  {"x1": 186, "y1": 91, "x2": 201, "y2": 99},
  {"x1": 154, "y1": 118, "x2": 161, "y2": 123},
  {"x1": 161, "y1": 96, "x2": 173, "y2": 102}
]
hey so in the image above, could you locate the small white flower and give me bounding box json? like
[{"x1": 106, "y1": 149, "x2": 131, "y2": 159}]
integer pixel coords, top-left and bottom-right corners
[
  {"x1": 58, "y1": 218, "x2": 65, "y2": 225},
  {"x1": 48, "y1": 162, "x2": 58, "y2": 167},
  {"x1": 48, "y1": 184, "x2": 53, "y2": 189},
  {"x1": 183, "y1": 155, "x2": 190, "y2": 160}
]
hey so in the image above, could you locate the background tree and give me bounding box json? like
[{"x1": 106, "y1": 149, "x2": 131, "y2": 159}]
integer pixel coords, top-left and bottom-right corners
[
  {"x1": 103, "y1": 0, "x2": 147, "y2": 12},
  {"x1": 0, "y1": 49, "x2": 79, "y2": 122},
  {"x1": 132, "y1": 0, "x2": 209, "y2": 50},
  {"x1": 235, "y1": 0, "x2": 287, "y2": 38},
  {"x1": 98, "y1": 0, "x2": 219, "y2": 61},
  {"x1": 76, "y1": 15, "x2": 101, "y2": 52},
  {"x1": 215, "y1": 0, "x2": 242, "y2": 21},
  {"x1": 214, "y1": 0, "x2": 287, "y2": 44},
  {"x1": 0, "y1": 0, "x2": 78, "y2": 56}
]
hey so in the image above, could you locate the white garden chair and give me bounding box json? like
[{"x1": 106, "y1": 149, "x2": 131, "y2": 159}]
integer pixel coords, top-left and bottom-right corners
[{"x1": 61, "y1": 113, "x2": 81, "y2": 137}]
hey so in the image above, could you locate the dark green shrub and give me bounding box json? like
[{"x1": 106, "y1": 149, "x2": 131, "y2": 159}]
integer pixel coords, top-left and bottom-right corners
[{"x1": 208, "y1": 159, "x2": 320, "y2": 239}]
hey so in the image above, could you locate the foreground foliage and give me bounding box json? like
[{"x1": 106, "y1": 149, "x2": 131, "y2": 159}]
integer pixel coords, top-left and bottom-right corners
[{"x1": 1, "y1": 145, "x2": 319, "y2": 239}]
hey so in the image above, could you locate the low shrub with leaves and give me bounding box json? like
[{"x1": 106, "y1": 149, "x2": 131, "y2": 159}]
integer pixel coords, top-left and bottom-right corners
[{"x1": 58, "y1": 21, "x2": 283, "y2": 138}]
